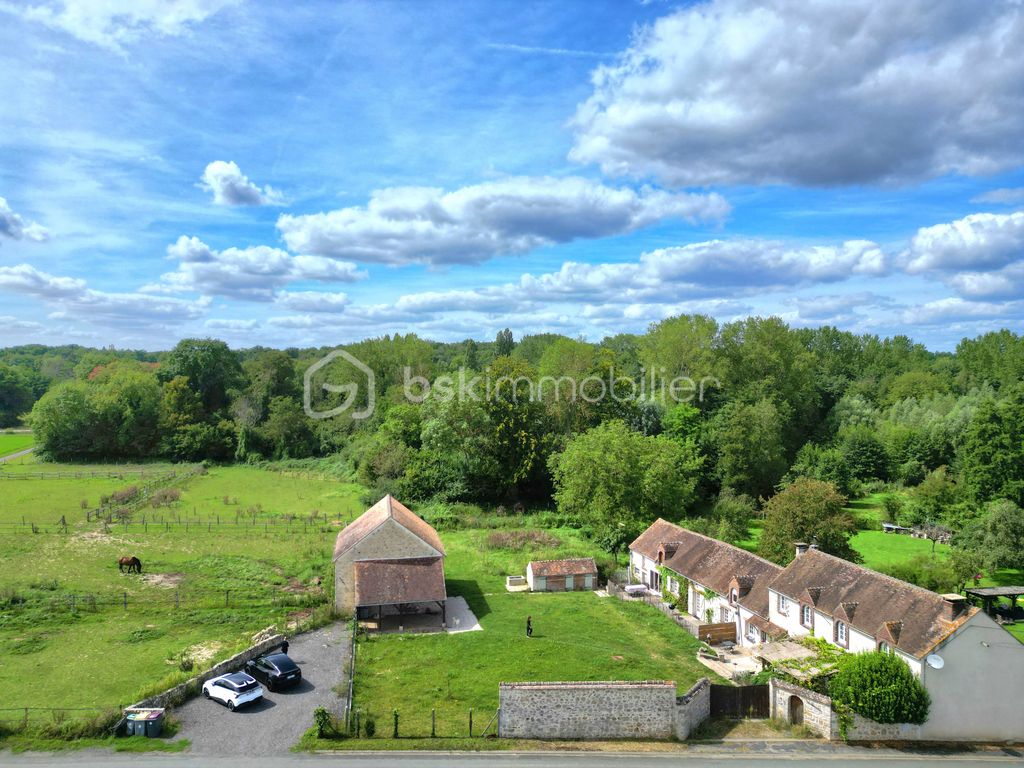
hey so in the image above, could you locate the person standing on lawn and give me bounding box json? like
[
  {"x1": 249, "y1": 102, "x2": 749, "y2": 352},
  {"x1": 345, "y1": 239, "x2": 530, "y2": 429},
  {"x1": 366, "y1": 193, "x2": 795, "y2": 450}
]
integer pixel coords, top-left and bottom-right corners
[{"x1": 526, "y1": 616, "x2": 533, "y2": 638}]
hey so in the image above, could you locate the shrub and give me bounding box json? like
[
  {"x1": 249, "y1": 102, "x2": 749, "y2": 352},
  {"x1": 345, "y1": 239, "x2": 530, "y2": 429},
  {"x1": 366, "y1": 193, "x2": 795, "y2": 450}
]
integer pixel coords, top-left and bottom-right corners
[
  {"x1": 110, "y1": 485, "x2": 139, "y2": 504},
  {"x1": 830, "y1": 651, "x2": 930, "y2": 725},
  {"x1": 313, "y1": 706, "x2": 334, "y2": 738},
  {"x1": 364, "y1": 717, "x2": 376, "y2": 738},
  {"x1": 178, "y1": 656, "x2": 194, "y2": 673},
  {"x1": 150, "y1": 487, "x2": 181, "y2": 507}
]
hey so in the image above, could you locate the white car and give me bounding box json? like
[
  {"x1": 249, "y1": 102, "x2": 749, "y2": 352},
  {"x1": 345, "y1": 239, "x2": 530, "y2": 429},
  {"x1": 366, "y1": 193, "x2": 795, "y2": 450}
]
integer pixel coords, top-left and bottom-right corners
[{"x1": 202, "y1": 672, "x2": 264, "y2": 711}]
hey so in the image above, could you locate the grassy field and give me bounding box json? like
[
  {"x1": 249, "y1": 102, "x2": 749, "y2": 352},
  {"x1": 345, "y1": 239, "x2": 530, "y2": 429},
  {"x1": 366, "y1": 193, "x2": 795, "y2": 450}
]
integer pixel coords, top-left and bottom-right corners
[
  {"x1": 0, "y1": 431, "x2": 33, "y2": 457},
  {"x1": 345, "y1": 527, "x2": 717, "y2": 745},
  {"x1": 0, "y1": 464, "x2": 360, "y2": 717}
]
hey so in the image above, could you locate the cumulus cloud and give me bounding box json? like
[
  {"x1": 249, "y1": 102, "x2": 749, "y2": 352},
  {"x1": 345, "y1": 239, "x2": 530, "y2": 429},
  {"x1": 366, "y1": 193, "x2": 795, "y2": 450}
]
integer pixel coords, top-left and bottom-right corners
[
  {"x1": 900, "y1": 297, "x2": 1024, "y2": 326},
  {"x1": 146, "y1": 235, "x2": 365, "y2": 300},
  {"x1": 0, "y1": 197, "x2": 50, "y2": 242},
  {"x1": 570, "y1": 0, "x2": 1024, "y2": 186},
  {"x1": 277, "y1": 176, "x2": 730, "y2": 266},
  {"x1": 2, "y1": 0, "x2": 238, "y2": 51},
  {"x1": 903, "y1": 211, "x2": 1024, "y2": 299},
  {"x1": 275, "y1": 290, "x2": 350, "y2": 313},
  {"x1": 200, "y1": 161, "x2": 283, "y2": 207},
  {"x1": 205, "y1": 318, "x2": 260, "y2": 331},
  {"x1": 0, "y1": 263, "x2": 209, "y2": 326}
]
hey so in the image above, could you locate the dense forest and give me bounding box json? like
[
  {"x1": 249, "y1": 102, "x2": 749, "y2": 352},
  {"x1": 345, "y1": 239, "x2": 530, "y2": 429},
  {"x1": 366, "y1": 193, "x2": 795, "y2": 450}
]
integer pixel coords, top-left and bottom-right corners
[{"x1": 3, "y1": 317, "x2": 1023, "y2": 583}]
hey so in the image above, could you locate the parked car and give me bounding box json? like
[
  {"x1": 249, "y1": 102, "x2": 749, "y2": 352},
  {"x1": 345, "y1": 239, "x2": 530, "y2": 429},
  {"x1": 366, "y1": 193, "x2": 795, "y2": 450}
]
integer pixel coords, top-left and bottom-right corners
[
  {"x1": 245, "y1": 652, "x2": 302, "y2": 691},
  {"x1": 202, "y1": 672, "x2": 264, "y2": 711}
]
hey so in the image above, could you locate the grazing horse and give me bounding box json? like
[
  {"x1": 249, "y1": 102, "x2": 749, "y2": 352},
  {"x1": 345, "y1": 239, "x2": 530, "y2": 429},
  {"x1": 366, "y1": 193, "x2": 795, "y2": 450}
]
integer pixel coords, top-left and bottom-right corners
[{"x1": 118, "y1": 556, "x2": 142, "y2": 574}]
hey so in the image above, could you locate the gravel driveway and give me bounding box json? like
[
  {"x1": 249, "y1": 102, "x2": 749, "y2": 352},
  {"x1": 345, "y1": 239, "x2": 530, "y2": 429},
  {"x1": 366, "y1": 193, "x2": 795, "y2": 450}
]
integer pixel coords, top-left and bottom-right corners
[{"x1": 172, "y1": 621, "x2": 351, "y2": 754}]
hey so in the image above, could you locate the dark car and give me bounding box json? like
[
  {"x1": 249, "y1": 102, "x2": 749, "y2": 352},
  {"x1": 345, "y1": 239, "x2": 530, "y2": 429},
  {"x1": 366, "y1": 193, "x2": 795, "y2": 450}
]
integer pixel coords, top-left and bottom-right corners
[{"x1": 244, "y1": 652, "x2": 302, "y2": 691}]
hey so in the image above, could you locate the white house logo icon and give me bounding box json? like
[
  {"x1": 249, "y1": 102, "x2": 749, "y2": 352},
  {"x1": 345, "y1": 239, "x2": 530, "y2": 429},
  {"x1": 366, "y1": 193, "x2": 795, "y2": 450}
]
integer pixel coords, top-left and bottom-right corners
[{"x1": 303, "y1": 349, "x2": 376, "y2": 420}]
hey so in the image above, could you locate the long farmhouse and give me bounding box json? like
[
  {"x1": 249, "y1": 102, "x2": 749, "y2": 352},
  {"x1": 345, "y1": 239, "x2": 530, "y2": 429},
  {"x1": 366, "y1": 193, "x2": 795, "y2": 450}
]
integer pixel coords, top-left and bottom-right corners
[{"x1": 630, "y1": 518, "x2": 1024, "y2": 742}]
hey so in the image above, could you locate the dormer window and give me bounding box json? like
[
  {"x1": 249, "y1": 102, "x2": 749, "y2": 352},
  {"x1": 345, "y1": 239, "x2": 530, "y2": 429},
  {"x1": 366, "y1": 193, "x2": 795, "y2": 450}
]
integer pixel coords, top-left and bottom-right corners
[
  {"x1": 835, "y1": 620, "x2": 848, "y2": 647},
  {"x1": 729, "y1": 589, "x2": 738, "y2": 605},
  {"x1": 878, "y1": 641, "x2": 891, "y2": 654},
  {"x1": 801, "y1": 604, "x2": 813, "y2": 629}
]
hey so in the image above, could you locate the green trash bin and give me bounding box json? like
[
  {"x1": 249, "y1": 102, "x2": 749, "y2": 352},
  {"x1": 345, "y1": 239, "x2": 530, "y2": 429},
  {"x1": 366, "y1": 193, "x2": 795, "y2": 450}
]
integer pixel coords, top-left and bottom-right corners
[{"x1": 143, "y1": 710, "x2": 164, "y2": 738}]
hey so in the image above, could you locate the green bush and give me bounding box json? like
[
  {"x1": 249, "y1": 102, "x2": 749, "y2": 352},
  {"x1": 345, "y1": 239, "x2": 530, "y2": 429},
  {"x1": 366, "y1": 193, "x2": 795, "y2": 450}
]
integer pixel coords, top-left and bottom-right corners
[
  {"x1": 830, "y1": 651, "x2": 930, "y2": 725},
  {"x1": 364, "y1": 717, "x2": 376, "y2": 738}
]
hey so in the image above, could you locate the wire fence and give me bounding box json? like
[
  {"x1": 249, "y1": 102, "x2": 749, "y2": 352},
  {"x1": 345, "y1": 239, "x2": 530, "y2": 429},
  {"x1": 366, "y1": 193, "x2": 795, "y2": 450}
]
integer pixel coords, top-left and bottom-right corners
[
  {"x1": 0, "y1": 707, "x2": 113, "y2": 727},
  {"x1": 2, "y1": 588, "x2": 329, "y2": 614},
  {"x1": 0, "y1": 516, "x2": 338, "y2": 534},
  {"x1": 0, "y1": 469, "x2": 180, "y2": 481},
  {"x1": 345, "y1": 706, "x2": 499, "y2": 739}
]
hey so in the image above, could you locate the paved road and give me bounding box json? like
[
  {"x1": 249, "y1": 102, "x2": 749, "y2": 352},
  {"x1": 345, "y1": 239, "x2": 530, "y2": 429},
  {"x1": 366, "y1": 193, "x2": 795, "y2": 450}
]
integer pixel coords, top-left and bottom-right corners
[
  {"x1": 170, "y1": 622, "x2": 351, "y2": 754},
  {"x1": 0, "y1": 447, "x2": 33, "y2": 463},
  {"x1": 2, "y1": 749, "x2": 1023, "y2": 768}
]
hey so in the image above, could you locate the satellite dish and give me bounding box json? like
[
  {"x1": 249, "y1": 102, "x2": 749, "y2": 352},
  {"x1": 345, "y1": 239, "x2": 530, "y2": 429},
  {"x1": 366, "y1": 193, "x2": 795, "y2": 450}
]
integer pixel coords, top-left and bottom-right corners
[{"x1": 926, "y1": 654, "x2": 945, "y2": 670}]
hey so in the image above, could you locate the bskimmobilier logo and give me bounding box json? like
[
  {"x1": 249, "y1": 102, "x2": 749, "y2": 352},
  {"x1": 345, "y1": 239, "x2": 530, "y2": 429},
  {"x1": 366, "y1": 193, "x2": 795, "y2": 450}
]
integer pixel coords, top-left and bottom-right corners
[{"x1": 303, "y1": 349, "x2": 376, "y2": 420}]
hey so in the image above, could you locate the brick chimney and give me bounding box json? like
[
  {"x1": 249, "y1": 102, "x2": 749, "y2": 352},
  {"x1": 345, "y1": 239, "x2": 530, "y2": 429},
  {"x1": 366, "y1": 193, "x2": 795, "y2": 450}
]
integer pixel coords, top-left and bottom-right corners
[
  {"x1": 940, "y1": 593, "x2": 966, "y2": 621},
  {"x1": 795, "y1": 542, "x2": 809, "y2": 558}
]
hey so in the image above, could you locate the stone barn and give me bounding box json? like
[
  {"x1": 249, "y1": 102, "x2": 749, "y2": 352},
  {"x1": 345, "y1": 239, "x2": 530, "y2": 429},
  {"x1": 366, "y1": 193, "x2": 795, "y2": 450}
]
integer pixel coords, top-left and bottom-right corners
[
  {"x1": 526, "y1": 558, "x2": 598, "y2": 592},
  {"x1": 332, "y1": 495, "x2": 447, "y2": 624}
]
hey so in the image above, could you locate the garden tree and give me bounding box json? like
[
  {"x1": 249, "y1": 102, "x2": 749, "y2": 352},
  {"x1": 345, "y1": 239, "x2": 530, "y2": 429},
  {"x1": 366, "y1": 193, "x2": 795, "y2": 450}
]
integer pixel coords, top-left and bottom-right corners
[
  {"x1": 28, "y1": 381, "x2": 95, "y2": 459},
  {"x1": 881, "y1": 494, "x2": 905, "y2": 524},
  {"x1": 884, "y1": 554, "x2": 956, "y2": 592},
  {"x1": 948, "y1": 544, "x2": 985, "y2": 593},
  {"x1": 550, "y1": 420, "x2": 702, "y2": 554},
  {"x1": 903, "y1": 467, "x2": 958, "y2": 527},
  {"x1": 0, "y1": 362, "x2": 35, "y2": 426},
  {"x1": 785, "y1": 443, "x2": 853, "y2": 496},
  {"x1": 830, "y1": 652, "x2": 930, "y2": 725},
  {"x1": 259, "y1": 396, "x2": 317, "y2": 459},
  {"x1": 758, "y1": 477, "x2": 858, "y2": 565},
  {"x1": 959, "y1": 390, "x2": 1024, "y2": 507},
  {"x1": 158, "y1": 338, "x2": 243, "y2": 415},
  {"x1": 703, "y1": 488, "x2": 755, "y2": 545},
  {"x1": 959, "y1": 499, "x2": 1024, "y2": 573},
  {"x1": 712, "y1": 398, "x2": 788, "y2": 499},
  {"x1": 839, "y1": 425, "x2": 889, "y2": 481},
  {"x1": 494, "y1": 328, "x2": 515, "y2": 358}
]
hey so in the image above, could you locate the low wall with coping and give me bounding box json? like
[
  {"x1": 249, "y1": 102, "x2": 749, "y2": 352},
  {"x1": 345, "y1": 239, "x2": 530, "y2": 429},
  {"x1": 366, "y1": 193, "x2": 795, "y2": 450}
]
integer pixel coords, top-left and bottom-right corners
[
  {"x1": 497, "y1": 678, "x2": 711, "y2": 740},
  {"x1": 126, "y1": 633, "x2": 284, "y2": 711}
]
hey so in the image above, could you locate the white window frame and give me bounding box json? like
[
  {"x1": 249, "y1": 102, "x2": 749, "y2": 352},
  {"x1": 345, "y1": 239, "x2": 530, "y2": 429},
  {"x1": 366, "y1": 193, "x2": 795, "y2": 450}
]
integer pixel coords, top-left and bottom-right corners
[
  {"x1": 836, "y1": 620, "x2": 847, "y2": 646},
  {"x1": 730, "y1": 589, "x2": 738, "y2": 605},
  {"x1": 801, "y1": 604, "x2": 813, "y2": 628},
  {"x1": 777, "y1": 594, "x2": 790, "y2": 615},
  {"x1": 565, "y1": 575, "x2": 574, "y2": 590}
]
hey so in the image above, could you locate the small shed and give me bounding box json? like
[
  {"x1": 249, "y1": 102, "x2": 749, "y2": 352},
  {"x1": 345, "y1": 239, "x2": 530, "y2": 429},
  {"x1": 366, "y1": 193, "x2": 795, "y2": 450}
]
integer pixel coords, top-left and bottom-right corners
[{"x1": 526, "y1": 558, "x2": 598, "y2": 592}]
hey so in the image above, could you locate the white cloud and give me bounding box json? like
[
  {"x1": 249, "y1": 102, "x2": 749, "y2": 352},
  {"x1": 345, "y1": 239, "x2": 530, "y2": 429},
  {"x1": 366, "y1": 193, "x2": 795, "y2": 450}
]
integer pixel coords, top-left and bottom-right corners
[
  {"x1": 275, "y1": 290, "x2": 349, "y2": 313},
  {"x1": 900, "y1": 297, "x2": 1024, "y2": 326},
  {"x1": 903, "y1": 211, "x2": 1024, "y2": 299},
  {"x1": 277, "y1": 176, "x2": 730, "y2": 266},
  {"x1": 0, "y1": 197, "x2": 50, "y2": 242},
  {"x1": 570, "y1": 0, "x2": 1024, "y2": 186},
  {"x1": 200, "y1": 160, "x2": 283, "y2": 207},
  {"x1": 0, "y1": 263, "x2": 209, "y2": 326},
  {"x1": 204, "y1": 318, "x2": 260, "y2": 331},
  {"x1": 146, "y1": 235, "x2": 365, "y2": 300},
  {"x1": 972, "y1": 188, "x2": 1024, "y2": 205},
  {"x1": 2, "y1": 0, "x2": 238, "y2": 51}
]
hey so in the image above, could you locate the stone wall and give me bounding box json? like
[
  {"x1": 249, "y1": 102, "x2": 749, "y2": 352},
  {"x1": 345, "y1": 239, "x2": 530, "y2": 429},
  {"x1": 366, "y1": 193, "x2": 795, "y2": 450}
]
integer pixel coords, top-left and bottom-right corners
[
  {"x1": 674, "y1": 678, "x2": 711, "y2": 740},
  {"x1": 498, "y1": 679, "x2": 711, "y2": 740},
  {"x1": 126, "y1": 633, "x2": 284, "y2": 711}
]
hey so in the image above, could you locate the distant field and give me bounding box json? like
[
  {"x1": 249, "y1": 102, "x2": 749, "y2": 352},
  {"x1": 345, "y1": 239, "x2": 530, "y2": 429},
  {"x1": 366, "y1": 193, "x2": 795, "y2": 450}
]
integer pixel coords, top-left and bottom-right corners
[
  {"x1": 0, "y1": 431, "x2": 33, "y2": 456},
  {"x1": 0, "y1": 464, "x2": 361, "y2": 713}
]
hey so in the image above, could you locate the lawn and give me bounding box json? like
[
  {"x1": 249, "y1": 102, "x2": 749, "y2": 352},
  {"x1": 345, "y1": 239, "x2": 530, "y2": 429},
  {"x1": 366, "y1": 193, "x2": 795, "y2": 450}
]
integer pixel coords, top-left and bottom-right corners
[
  {"x1": 0, "y1": 431, "x2": 33, "y2": 457},
  {"x1": 347, "y1": 527, "x2": 718, "y2": 742},
  {"x1": 0, "y1": 464, "x2": 362, "y2": 716}
]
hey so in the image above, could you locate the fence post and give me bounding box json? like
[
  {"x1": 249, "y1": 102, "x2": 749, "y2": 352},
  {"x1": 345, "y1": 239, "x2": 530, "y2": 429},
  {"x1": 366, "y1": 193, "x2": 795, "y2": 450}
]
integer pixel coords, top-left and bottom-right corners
[
  {"x1": 431, "y1": 708, "x2": 436, "y2": 738},
  {"x1": 469, "y1": 707, "x2": 473, "y2": 737},
  {"x1": 123, "y1": 592, "x2": 127, "y2": 610},
  {"x1": 225, "y1": 590, "x2": 230, "y2": 607},
  {"x1": 393, "y1": 709, "x2": 398, "y2": 738},
  {"x1": 175, "y1": 589, "x2": 180, "y2": 609}
]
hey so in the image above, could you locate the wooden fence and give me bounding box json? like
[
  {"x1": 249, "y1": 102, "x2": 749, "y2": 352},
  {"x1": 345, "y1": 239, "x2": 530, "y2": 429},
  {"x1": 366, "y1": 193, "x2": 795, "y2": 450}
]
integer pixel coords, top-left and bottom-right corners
[{"x1": 696, "y1": 621, "x2": 737, "y2": 645}]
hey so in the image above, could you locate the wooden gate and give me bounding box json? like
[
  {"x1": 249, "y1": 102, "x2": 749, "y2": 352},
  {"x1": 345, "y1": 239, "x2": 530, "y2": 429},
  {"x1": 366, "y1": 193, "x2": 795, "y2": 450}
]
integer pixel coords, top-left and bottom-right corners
[{"x1": 710, "y1": 684, "x2": 769, "y2": 718}]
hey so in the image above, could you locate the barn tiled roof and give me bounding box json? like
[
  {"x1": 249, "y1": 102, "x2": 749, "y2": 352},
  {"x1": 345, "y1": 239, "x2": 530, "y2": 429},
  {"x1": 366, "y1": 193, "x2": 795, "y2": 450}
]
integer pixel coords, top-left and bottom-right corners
[
  {"x1": 353, "y1": 556, "x2": 446, "y2": 606},
  {"x1": 333, "y1": 495, "x2": 444, "y2": 560},
  {"x1": 528, "y1": 558, "x2": 598, "y2": 577},
  {"x1": 631, "y1": 518, "x2": 782, "y2": 618},
  {"x1": 769, "y1": 549, "x2": 978, "y2": 658}
]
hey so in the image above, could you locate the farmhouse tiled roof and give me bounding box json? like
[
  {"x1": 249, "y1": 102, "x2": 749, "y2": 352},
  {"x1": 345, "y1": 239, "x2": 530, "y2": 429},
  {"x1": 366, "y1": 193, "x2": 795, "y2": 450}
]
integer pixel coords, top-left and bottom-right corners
[
  {"x1": 353, "y1": 556, "x2": 447, "y2": 606},
  {"x1": 332, "y1": 494, "x2": 445, "y2": 560},
  {"x1": 630, "y1": 518, "x2": 782, "y2": 618},
  {"x1": 769, "y1": 549, "x2": 978, "y2": 658},
  {"x1": 528, "y1": 557, "x2": 598, "y2": 577}
]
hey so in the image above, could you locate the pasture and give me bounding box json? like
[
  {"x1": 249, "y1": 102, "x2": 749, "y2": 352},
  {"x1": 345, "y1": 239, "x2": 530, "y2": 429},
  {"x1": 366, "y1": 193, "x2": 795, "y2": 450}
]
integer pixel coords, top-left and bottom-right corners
[
  {"x1": 0, "y1": 431, "x2": 33, "y2": 457},
  {"x1": 0, "y1": 464, "x2": 358, "y2": 715}
]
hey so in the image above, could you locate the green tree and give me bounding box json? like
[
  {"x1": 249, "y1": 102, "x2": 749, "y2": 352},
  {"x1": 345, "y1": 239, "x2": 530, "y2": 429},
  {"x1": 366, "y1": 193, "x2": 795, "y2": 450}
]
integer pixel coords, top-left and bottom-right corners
[
  {"x1": 494, "y1": 328, "x2": 515, "y2": 358},
  {"x1": 839, "y1": 425, "x2": 889, "y2": 481},
  {"x1": 758, "y1": 477, "x2": 858, "y2": 564},
  {"x1": 960, "y1": 499, "x2": 1024, "y2": 573},
  {"x1": 712, "y1": 398, "x2": 787, "y2": 499},
  {"x1": 550, "y1": 420, "x2": 702, "y2": 553},
  {"x1": 28, "y1": 381, "x2": 95, "y2": 460},
  {"x1": 0, "y1": 363, "x2": 35, "y2": 427},
  {"x1": 259, "y1": 396, "x2": 316, "y2": 459},
  {"x1": 158, "y1": 338, "x2": 243, "y2": 415},
  {"x1": 485, "y1": 356, "x2": 547, "y2": 494},
  {"x1": 959, "y1": 391, "x2": 1024, "y2": 506},
  {"x1": 830, "y1": 652, "x2": 930, "y2": 725},
  {"x1": 785, "y1": 443, "x2": 853, "y2": 496}
]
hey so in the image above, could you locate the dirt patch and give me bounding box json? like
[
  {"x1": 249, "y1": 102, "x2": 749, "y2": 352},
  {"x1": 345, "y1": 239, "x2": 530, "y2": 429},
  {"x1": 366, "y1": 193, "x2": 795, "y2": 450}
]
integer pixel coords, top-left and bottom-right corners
[
  {"x1": 285, "y1": 608, "x2": 314, "y2": 630},
  {"x1": 282, "y1": 577, "x2": 308, "y2": 594},
  {"x1": 612, "y1": 655, "x2": 624, "y2": 661},
  {"x1": 251, "y1": 626, "x2": 277, "y2": 645},
  {"x1": 142, "y1": 572, "x2": 184, "y2": 589},
  {"x1": 170, "y1": 640, "x2": 224, "y2": 666}
]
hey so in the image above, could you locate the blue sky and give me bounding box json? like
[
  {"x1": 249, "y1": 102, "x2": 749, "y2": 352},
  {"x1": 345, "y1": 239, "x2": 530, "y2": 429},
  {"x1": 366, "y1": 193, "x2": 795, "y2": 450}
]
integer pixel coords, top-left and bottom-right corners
[{"x1": 1, "y1": 0, "x2": 1023, "y2": 351}]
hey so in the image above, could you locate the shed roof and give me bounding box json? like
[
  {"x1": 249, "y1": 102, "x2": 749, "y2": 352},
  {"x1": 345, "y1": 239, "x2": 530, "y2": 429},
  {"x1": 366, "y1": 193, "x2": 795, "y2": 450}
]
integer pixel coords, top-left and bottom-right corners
[
  {"x1": 353, "y1": 556, "x2": 446, "y2": 607},
  {"x1": 333, "y1": 495, "x2": 444, "y2": 560},
  {"x1": 631, "y1": 519, "x2": 782, "y2": 618},
  {"x1": 769, "y1": 549, "x2": 978, "y2": 658},
  {"x1": 528, "y1": 558, "x2": 598, "y2": 577}
]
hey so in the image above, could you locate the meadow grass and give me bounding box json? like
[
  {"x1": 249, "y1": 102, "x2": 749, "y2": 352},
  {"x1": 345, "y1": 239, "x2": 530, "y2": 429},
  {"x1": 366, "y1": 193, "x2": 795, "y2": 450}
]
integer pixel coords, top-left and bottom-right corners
[{"x1": 0, "y1": 432, "x2": 33, "y2": 456}]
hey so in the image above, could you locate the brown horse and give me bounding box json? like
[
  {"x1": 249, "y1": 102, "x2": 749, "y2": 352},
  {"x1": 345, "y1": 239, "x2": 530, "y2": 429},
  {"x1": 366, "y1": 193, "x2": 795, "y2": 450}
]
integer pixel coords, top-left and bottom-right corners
[{"x1": 118, "y1": 556, "x2": 142, "y2": 574}]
